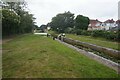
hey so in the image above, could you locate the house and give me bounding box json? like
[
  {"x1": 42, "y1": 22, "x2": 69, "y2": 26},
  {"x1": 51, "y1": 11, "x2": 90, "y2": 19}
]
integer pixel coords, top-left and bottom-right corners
[
  {"x1": 88, "y1": 19, "x2": 105, "y2": 31},
  {"x1": 88, "y1": 19, "x2": 119, "y2": 31},
  {"x1": 116, "y1": 20, "x2": 120, "y2": 27},
  {"x1": 110, "y1": 20, "x2": 120, "y2": 31},
  {"x1": 104, "y1": 19, "x2": 116, "y2": 30}
]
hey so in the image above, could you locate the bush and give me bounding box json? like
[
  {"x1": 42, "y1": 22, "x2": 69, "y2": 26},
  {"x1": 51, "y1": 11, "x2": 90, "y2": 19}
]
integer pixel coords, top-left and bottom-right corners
[
  {"x1": 103, "y1": 32, "x2": 114, "y2": 40},
  {"x1": 50, "y1": 32, "x2": 58, "y2": 38},
  {"x1": 91, "y1": 30, "x2": 104, "y2": 37},
  {"x1": 76, "y1": 29, "x2": 83, "y2": 35},
  {"x1": 117, "y1": 31, "x2": 120, "y2": 41},
  {"x1": 71, "y1": 29, "x2": 76, "y2": 34},
  {"x1": 65, "y1": 27, "x2": 74, "y2": 34},
  {"x1": 81, "y1": 30, "x2": 92, "y2": 36},
  {"x1": 91, "y1": 30, "x2": 119, "y2": 41},
  {"x1": 65, "y1": 28, "x2": 120, "y2": 42},
  {"x1": 74, "y1": 30, "x2": 119, "y2": 42}
]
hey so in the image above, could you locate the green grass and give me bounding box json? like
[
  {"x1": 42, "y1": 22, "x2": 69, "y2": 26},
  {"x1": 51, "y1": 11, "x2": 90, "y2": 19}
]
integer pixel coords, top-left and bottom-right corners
[
  {"x1": 2, "y1": 34, "x2": 119, "y2": 78},
  {"x1": 66, "y1": 34, "x2": 119, "y2": 50}
]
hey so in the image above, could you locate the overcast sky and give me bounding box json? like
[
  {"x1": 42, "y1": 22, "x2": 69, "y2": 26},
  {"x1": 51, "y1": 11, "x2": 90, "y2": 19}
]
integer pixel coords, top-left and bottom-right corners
[{"x1": 26, "y1": 0, "x2": 119, "y2": 26}]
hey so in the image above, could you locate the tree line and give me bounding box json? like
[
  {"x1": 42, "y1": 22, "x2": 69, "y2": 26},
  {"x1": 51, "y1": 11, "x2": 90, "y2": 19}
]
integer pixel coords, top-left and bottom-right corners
[
  {"x1": 48, "y1": 11, "x2": 90, "y2": 33},
  {"x1": 2, "y1": 1, "x2": 36, "y2": 37}
]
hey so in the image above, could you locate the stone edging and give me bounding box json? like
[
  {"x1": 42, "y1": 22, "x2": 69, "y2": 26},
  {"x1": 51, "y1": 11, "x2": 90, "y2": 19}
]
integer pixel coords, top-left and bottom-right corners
[
  {"x1": 63, "y1": 37, "x2": 120, "y2": 59},
  {"x1": 56, "y1": 39, "x2": 120, "y2": 73}
]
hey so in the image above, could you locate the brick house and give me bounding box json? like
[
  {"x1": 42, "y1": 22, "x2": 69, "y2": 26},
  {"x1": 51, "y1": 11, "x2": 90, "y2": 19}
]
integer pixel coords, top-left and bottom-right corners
[
  {"x1": 88, "y1": 19, "x2": 105, "y2": 31},
  {"x1": 88, "y1": 19, "x2": 118, "y2": 31}
]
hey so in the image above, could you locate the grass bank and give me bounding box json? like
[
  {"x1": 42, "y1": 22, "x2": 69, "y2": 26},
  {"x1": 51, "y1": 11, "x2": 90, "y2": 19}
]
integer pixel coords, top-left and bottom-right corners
[
  {"x1": 66, "y1": 34, "x2": 119, "y2": 50},
  {"x1": 2, "y1": 34, "x2": 119, "y2": 78}
]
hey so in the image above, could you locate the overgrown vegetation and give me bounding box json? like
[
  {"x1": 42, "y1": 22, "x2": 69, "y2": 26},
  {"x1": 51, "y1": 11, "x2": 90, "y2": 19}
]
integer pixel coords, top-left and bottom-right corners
[
  {"x1": 2, "y1": 9, "x2": 20, "y2": 36},
  {"x1": 49, "y1": 11, "x2": 89, "y2": 33},
  {"x1": 2, "y1": 1, "x2": 36, "y2": 37},
  {"x1": 62, "y1": 37, "x2": 119, "y2": 63},
  {"x1": 75, "y1": 15, "x2": 89, "y2": 30},
  {"x1": 91, "y1": 30, "x2": 119, "y2": 41},
  {"x1": 64, "y1": 29, "x2": 119, "y2": 42},
  {"x1": 66, "y1": 34, "x2": 119, "y2": 50},
  {"x1": 74, "y1": 30, "x2": 120, "y2": 42},
  {"x1": 49, "y1": 11, "x2": 74, "y2": 33}
]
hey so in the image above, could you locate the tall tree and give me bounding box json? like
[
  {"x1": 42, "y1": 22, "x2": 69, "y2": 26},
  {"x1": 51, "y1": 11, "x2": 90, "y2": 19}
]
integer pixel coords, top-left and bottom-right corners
[
  {"x1": 19, "y1": 11, "x2": 35, "y2": 33},
  {"x1": 75, "y1": 15, "x2": 90, "y2": 30},
  {"x1": 50, "y1": 11, "x2": 74, "y2": 33},
  {"x1": 2, "y1": 9, "x2": 20, "y2": 36},
  {"x1": 2, "y1": 0, "x2": 36, "y2": 37}
]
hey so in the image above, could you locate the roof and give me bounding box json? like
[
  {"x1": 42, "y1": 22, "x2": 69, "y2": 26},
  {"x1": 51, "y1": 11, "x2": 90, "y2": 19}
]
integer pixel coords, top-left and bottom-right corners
[
  {"x1": 89, "y1": 19, "x2": 101, "y2": 27},
  {"x1": 116, "y1": 20, "x2": 120, "y2": 24},
  {"x1": 104, "y1": 19, "x2": 115, "y2": 23},
  {"x1": 90, "y1": 19, "x2": 101, "y2": 23}
]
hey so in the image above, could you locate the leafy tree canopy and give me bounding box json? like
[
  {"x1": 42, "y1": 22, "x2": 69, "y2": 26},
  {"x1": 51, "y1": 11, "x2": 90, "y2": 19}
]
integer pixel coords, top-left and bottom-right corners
[
  {"x1": 75, "y1": 15, "x2": 90, "y2": 30},
  {"x1": 2, "y1": 0, "x2": 36, "y2": 37},
  {"x1": 50, "y1": 11, "x2": 74, "y2": 33}
]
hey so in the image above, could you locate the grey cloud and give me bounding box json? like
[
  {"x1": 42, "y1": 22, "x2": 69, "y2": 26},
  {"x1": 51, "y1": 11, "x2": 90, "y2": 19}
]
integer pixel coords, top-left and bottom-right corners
[{"x1": 26, "y1": 0, "x2": 119, "y2": 26}]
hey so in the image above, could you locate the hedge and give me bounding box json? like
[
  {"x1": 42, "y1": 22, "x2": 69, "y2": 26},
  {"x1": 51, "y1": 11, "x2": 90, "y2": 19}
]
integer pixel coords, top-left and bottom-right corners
[{"x1": 75, "y1": 30, "x2": 120, "y2": 42}]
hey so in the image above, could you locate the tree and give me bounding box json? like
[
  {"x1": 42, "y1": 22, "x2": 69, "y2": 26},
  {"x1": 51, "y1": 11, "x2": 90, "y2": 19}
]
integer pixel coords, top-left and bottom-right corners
[
  {"x1": 2, "y1": 1, "x2": 27, "y2": 15},
  {"x1": 19, "y1": 11, "x2": 35, "y2": 33},
  {"x1": 40, "y1": 24, "x2": 47, "y2": 32},
  {"x1": 33, "y1": 25, "x2": 39, "y2": 30},
  {"x1": 50, "y1": 11, "x2": 74, "y2": 33},
  {"x1": 75, "y1": 15, "x2": 90, "y2": 30},
  {"x1": 2, "y1": 0, "x2": 36, "y2": 37},
  {"x1": 2, "y1": 9, "x2": 20, "y2": 36}
]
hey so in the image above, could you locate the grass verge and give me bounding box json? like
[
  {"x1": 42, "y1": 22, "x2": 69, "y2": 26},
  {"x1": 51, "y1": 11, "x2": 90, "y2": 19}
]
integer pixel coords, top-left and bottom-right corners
[
  {"x1": 66, "y1": 34, "x2": 119, "y2": 50},
  {"x1": 2, "y1": 34, "x2": 119, "y2": 78}
]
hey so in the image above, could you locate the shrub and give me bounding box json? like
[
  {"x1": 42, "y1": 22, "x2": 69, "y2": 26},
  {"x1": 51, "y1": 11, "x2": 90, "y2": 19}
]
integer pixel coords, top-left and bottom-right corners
[
  {"x1": 91, "y1": 30, "x2": 104, "y2": 37},
  {"x1": 91, "y1": 30, "x2": 119, "y2": 41},
  {"x1": 117, "y1": 31, "x2": 120, "y2": 41},
  {"x1": 50, "y1": 32, "x2": 58, "y2": 38},
  {"x1": 71, "y1": 29, "x2": 76, "y2": 34},
  {"x1": 65, "y1": 27, "x2": 74, "y2": 34},
  {"x1": 76, "y1": 29, "x2": 83, "y2": 35},
  {"x1": 81, "y1": 30, "x2": 92, "y2": 36},
  {"x1": 107, "y1": 33, "x2": 116, "y2": 40}
]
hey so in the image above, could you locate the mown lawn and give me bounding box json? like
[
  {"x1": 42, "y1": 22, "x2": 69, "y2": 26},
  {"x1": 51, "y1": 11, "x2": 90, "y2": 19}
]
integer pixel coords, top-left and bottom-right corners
[
  {"x1": 66, "y1": 34, "x2": 119, "y2": 50},
  {"x1": 2, "y1": 34, "x2": 119, "y2": 78}
]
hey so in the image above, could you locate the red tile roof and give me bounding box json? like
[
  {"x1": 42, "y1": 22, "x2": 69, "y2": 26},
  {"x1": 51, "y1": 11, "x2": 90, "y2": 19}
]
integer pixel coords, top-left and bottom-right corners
[
  {"x1": 89, "y1": 19, "x2": 101, "y2": 27},
  {"x1": 90, "y1": 19, "x2": 101, "y2": 23},
  {"x1": 116, "y1": 20, "x2": 120, "y2": 24},
  {"x1": 104, "y1": 19, "x2": 115, "y2": 23}
]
